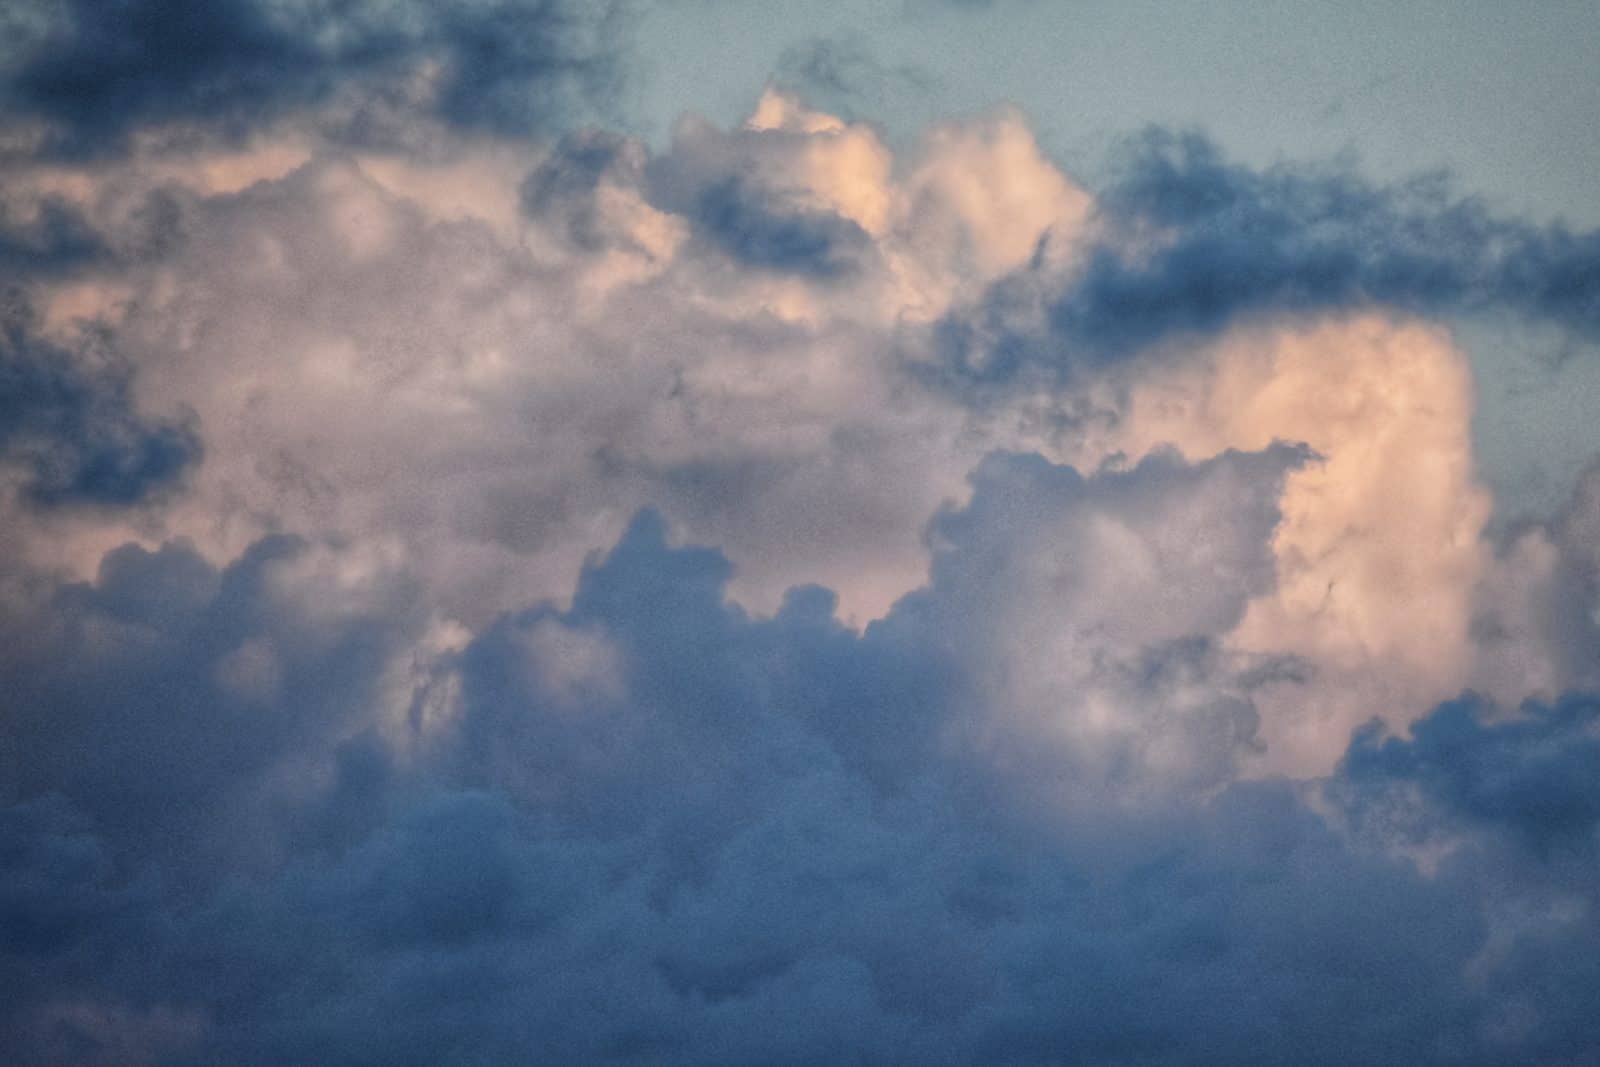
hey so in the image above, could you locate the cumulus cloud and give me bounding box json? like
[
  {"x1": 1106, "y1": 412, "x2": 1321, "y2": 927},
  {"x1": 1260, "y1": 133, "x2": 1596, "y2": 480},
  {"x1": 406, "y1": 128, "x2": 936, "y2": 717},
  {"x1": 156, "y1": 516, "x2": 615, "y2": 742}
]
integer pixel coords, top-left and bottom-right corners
[
  {"x1": 3, "y1": 504, "x2": 1599, "y2": 1063},
  {"x1": 1042, "y1": 314, "x2": 1491, "y2": 774},
  {"x1": 1, "y1": 89, "x2": 1107, "y2": 624},
  {"x1": 2, "y1": 17, "x2": 1599, "y2": 1060}
]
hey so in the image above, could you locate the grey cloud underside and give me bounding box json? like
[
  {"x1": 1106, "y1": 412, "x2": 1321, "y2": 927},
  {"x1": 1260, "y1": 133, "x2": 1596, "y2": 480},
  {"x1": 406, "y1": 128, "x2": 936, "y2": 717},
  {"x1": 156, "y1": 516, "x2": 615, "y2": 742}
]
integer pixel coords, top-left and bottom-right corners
[
  {"x1": 929, "y1": 130, "x2": 1600, "y2": 387},
  {"x1": 1, "y1": 0, "x2": 625, "y2": 154},
  {"x1": 3, "y1": 448, "x2": 1599, "y2": 1064}
]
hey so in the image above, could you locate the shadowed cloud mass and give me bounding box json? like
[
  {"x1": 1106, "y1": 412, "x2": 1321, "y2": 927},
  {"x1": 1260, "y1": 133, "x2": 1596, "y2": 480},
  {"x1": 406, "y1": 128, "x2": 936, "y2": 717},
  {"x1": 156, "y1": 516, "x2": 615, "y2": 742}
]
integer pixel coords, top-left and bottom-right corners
[
  {"x1": 3, "y1": 494, "x2": 1600, "y2": 1063},
  {"x1": 1, "y1": 0, "x2": 626, "y2": 153},
  {"x1": 0, "y1": 303, "x2": 200, "y2": 509}
]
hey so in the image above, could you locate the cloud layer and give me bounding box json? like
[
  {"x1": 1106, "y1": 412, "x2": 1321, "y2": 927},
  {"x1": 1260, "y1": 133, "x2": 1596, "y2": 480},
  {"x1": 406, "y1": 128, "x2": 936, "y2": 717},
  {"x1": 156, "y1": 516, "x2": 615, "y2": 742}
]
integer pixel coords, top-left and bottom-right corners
[
  {"x1": 5, "y1": 499, "x2": 1600, "y2": 1064},
  {"x1": 2, "y1": 14, "x2": 1599, "y2": 1063}
]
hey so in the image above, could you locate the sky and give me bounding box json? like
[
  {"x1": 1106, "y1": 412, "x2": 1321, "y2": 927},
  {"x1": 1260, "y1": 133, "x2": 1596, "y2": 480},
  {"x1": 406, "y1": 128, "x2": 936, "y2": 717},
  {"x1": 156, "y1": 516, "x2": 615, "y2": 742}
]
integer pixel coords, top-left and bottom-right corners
[{"x1": 1, "y1": 2, "x2": 1599, "y2": 1063}]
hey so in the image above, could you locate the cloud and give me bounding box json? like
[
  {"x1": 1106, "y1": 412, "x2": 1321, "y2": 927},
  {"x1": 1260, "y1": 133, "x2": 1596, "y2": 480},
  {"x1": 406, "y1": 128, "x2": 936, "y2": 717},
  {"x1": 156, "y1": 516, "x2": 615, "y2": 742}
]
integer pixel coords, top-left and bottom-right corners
[
  {"x1": 1059, "y1": 314, "x2": 1496, "y2": 774},
  {"x1": 0, "y1": 533, "x2": 436, "y2": 885},
  {"x1": 925, "y1": 129, "x2": 1600, "y2": 387},
  {"x1": 1342, "y1": 690, "x2": 1600, "y2": 850},
  {"x1": 1469, "y1": 457, "x2": 1600, "y2": 700},
  {"x1": 0, "y1": 95, "x2": 1101, "y2": 624},
  {"x1": 2, "y1": 497, "x2": 1598, "y2": 1062},
  {"x1": 0, "y1": 300, "x2": 200, "y2": 509},
  {"x1": 0, "y1": 198, "x2": 103, "y2": 279},
  {"x1": 775, "y1": 34, "x2": 936, "y2": 117},
  {"x1": 1, "y1": 0, "x2": 627, "y2": 154},
  {"x1": 0, "y1": 61, "x2": 1598, "y2": 1062},
  {"x1": 0, "y1": 93, "x2": 1581, "y2": 759},
  {"x1": 888, "y1": 443, "x2": 1310, "y2": 801},
  {"x1": 681, "y1": 175, "x2": 874, "y2": 279}
]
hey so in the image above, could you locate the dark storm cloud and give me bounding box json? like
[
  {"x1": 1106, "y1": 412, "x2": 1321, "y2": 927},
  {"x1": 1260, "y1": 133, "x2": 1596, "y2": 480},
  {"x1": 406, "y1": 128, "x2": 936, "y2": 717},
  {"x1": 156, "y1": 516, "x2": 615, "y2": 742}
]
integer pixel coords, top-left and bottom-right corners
[
  {"x1": 930, "y1": 129, "x2": 1600, "y2": 385},
  {"x1": 0, "y1": 0, "x2": 626, "y2": 153},
  {"x1": 3, "y1": 447, "x2": 1599, "y2": 1062},
  {"x1": 0, "y1": 302, "x2": 199, "y2": 509}
]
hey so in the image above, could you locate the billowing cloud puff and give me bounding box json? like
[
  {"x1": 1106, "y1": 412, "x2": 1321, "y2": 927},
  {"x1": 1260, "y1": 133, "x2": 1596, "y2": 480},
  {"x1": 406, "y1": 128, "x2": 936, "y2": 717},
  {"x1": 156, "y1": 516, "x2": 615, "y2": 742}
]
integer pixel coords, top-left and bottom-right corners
[
  {"x1": 2, "y1": 89, "x2": 1103, "y2": 627},
  {"x1": 3, "y1": 504, "x2": 1600, "y2": 1063},
  {"x1": 1062, "y1": 315, "x2": 1492, "y2": 773},
  {"x1": 2, "y1": 16, "x2": 1600, "y2": 1061}
]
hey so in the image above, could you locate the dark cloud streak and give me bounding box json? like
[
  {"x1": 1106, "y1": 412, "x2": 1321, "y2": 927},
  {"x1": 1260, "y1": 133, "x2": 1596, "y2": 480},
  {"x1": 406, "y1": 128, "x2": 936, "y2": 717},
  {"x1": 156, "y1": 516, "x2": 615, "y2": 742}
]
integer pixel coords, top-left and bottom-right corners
[
  {"x1": 1, "y1": 0, "x2": 627, "y2": 154},
  {"x1": 930, "y1": 129, "x2": 1600, "y2": 386}
]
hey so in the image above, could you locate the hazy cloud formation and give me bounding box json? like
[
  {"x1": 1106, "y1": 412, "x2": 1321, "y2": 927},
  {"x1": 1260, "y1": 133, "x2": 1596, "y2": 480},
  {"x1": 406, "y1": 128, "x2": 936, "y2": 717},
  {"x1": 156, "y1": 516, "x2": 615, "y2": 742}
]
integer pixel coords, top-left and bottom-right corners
[
  {"x1": 775, "y1": 34, "x2": 935, "y2": 119},
  {"x1": 2, "y1": 4, "x2": 1599, "y2": 1064}
]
